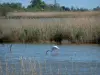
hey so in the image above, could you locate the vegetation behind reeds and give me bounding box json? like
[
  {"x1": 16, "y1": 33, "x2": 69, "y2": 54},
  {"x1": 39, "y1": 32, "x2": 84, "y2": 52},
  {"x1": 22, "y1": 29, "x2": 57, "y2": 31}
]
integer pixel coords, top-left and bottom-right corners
[{"x1": 0, "y1": 14, "x2": 100, "y2": 44}]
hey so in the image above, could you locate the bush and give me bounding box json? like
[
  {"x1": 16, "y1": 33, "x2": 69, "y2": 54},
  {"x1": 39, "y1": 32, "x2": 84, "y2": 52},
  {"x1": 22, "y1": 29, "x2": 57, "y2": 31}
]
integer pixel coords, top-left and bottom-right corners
[
  {"x1": 49, "y1": 30, "x2": 63, "y2": 44},
  {"x1": 0, "y1": 6, "x2": 12, "y2": 17}
]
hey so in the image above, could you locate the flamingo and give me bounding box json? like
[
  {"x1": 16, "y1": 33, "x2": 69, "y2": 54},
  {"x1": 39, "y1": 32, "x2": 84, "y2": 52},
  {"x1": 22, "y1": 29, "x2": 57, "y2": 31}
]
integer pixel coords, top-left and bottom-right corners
[{"x1": 46, "y1": 46, "x2": 60, "y2": 55}]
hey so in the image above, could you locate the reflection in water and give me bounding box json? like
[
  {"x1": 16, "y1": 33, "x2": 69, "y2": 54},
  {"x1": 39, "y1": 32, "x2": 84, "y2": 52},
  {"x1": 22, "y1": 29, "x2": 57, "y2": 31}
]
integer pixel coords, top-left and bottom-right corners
[{"x1": 9, "y1": 44, "x2": 12, "y2": 52}]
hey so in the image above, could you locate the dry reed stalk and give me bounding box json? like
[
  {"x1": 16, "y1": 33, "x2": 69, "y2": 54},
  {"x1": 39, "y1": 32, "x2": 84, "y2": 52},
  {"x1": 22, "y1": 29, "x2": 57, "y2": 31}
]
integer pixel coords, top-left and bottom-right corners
[
  {"x1": 5, "y1": 58, "x2": 9, "y2": 75},
  {"x1": 1, "y1": 57, "x2": 100, "y2": 75},
  {"x1": 57, "y1": 68, "x2": 60, "y2": 75},
  {"x1": 11, "y1": 63, "x2": 16, "y2": 75},
  {"x1": 44, "y1": 60, "x2": 47, "y2": 74},
  {"x1": 29, "y1": 58, "x2": 37, "y2": 75},
  {"x1": 20, "y1": 57, "x2": 25, "y2": 75},
  {"x1": 65, "y1": 66, "x2": 68, "y2": 75},
  {"x1": 0, "y1": 16, "x2": 100, "y2": 44},
  {"x1": 49, "y1": 64, "x2": 53, "y2": 75},
  {"x1": 38, "y1": 60, "x2": 42, "y2": 75},
  {"x1": 71, "y1": 57, "x2": 73, "y2": 74},
  {"x1": 0, "y1": 60, "x2": 3, "y2": 75}
]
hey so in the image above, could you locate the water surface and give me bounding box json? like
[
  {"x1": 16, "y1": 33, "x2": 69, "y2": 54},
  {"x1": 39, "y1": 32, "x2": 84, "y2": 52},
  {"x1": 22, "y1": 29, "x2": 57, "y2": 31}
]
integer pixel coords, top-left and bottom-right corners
[
  {"x1": 0, "y1": 44, "x2": 100, "y2": 62},
  {"x1": 0, "y1": 44, "x2": 100, "y2": 75}
]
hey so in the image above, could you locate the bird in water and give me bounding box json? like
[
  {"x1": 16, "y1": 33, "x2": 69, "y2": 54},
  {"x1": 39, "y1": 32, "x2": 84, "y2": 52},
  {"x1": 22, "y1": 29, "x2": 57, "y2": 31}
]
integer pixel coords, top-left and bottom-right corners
[{"x1": 46, "y1": 46, "x2": 60, "y2": 56}]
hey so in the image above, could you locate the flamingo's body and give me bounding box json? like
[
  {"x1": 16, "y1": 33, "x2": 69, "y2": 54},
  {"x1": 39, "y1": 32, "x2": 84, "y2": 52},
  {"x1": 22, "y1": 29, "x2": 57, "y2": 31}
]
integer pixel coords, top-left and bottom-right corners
[{"x1": 46, "y1": 46, "x2": 60, "y2": 55}]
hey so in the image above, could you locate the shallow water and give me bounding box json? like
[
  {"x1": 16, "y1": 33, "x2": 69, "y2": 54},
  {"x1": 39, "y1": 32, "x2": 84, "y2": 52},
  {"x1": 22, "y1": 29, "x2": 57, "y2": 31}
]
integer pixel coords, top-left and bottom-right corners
[
  {"x1": 0, "y1": 44, "x2": 100, "y2": 75},
  {"x1": 0, "y1": 44, "x2": 100, "y2": 62}
]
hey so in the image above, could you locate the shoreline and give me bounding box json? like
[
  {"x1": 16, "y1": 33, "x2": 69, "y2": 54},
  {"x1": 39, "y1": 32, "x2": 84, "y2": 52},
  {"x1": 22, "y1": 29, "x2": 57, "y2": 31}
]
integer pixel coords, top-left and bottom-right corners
[{"x1": 0, "y1": 41, "x2": 100, "y2": 45}]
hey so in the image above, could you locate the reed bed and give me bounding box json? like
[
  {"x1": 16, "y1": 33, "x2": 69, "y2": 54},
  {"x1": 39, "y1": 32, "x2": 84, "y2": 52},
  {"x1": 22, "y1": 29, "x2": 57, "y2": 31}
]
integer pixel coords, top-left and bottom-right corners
[
  {"x1": 0, "y1": 17, "x2": 100, "y2": 44},
  {"x1": 7, "y1": 11, "x2": 100, "y2": 18},
  {"x1": 0, "y1": 56, "x2": 100, "y2": 75}
]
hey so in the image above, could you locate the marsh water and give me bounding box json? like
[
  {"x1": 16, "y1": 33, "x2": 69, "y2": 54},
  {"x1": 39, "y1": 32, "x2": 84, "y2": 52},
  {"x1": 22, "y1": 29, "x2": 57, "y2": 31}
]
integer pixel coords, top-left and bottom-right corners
[{"x1": 0, "y1": 44, "x2": 100, "y2": 75}]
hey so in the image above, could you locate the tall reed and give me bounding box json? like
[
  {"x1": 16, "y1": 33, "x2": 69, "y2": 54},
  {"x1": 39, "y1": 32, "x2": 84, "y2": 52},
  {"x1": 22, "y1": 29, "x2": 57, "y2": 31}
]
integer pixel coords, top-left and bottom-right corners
[{"x1": 0, "y1": 16, "x2": 100, "y2": 44}]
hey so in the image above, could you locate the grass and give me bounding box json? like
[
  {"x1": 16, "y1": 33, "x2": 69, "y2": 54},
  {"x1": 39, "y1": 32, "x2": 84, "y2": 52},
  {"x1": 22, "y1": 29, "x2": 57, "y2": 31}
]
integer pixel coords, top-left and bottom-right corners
[
  {"x1": 0, "y1": 56, "x2": 100, "y2": 75},
  {"x1": 0, "y1": 11, "x2": 100, "y2": 44}
]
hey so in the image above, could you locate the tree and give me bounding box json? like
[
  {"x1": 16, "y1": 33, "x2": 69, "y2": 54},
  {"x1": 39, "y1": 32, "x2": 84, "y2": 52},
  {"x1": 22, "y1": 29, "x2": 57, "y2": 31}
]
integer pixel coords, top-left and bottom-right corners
[
  {"x1": 30, "y1": 0, "x2": 40, "y2": 7},
  {"x1": 10, "y1": 3, "x2": 22, "y2": 10},
  {"x1": 93, "y1": 6, "x2": 100, "y2": 11},
  {"x1": 0, "y1": 4, "x2": 12, "y2": 16},
  {"x1": 0, "y1": 3, "x2": 23, "y2": 16},
  {"x1": 29, "y1": 0, "x2": 46, "y2": 9},
  {"x1": 0, "y1": 3, "x2": 22, "y2": 10},
  {"x1": 61, "y1": 6, "x2": 70, "y2": 11}
]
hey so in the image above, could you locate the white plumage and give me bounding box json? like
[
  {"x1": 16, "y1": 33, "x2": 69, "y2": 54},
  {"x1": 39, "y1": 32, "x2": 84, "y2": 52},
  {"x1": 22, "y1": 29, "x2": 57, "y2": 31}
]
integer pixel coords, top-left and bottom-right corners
[{"x1": 46, "y1": 46, "x2": 60, "y2": 55}]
